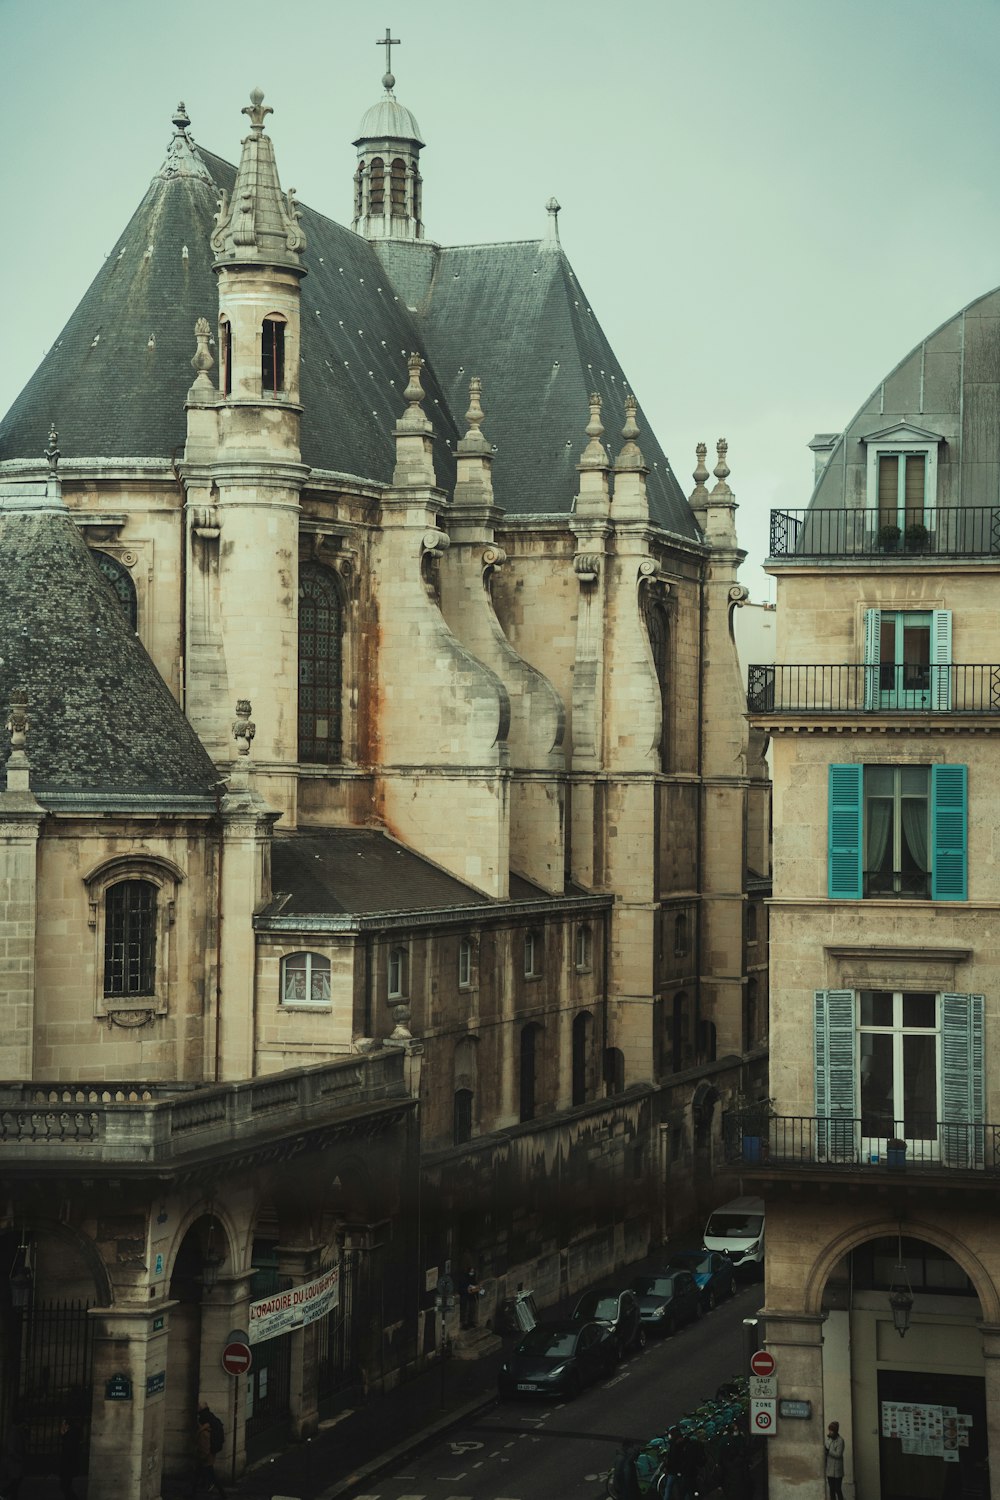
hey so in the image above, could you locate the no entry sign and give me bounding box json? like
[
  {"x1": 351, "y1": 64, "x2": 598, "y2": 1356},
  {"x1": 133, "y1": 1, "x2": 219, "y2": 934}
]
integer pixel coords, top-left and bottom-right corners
[
  {"x1": 221, "y1": 1340, "x2": 252, "y2": 1376},
  {"x1": 750, "y1": 1349, "x2": 776, "y2": 1377}
]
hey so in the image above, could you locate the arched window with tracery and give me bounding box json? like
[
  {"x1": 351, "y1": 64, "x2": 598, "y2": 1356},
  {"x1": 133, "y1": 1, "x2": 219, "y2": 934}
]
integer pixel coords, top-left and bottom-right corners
[
  {"x1": 298, "y1": 563, "x2": 343, "y2": 764},
  {"x1": 644, "y1": 598, "x2": 670, "y2": 770},
  {"x1": 92, "y1": 550, "x2": 138, "y2": 631},
  {"x1": 390, "y1": 158, "x2": 407, "y2": 217}
]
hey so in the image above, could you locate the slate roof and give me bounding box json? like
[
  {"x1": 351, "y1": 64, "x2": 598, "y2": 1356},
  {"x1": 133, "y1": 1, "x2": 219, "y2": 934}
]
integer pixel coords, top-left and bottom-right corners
[
  {"x1": 0, "y1": 128, "x2": 698, "y2": 539},
  {"x1": 0, "y1": 502, "x2": 220, "y2": 809},
  {"x1": 263, "y1": 830, "x2": 584, "y2": 918}
]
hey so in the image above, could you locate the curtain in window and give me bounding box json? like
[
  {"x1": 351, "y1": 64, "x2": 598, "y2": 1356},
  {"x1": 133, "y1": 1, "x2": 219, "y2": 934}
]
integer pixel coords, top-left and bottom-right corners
[
  {"x1": 866, "y1": 799, "x2": 892, "y2": 874},
  {"x1": 901, "y1": 801, "x2": 929, "y2": 873}
]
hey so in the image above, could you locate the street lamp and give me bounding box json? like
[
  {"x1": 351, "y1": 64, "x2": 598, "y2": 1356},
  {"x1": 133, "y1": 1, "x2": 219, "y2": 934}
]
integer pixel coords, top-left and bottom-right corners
[
  {"x1": 202, "y1": 1221, "x2": 226, "y2": 1292},
  {"x1": 888, "y1": 1231, "x2": 914, "y2": 1338}
]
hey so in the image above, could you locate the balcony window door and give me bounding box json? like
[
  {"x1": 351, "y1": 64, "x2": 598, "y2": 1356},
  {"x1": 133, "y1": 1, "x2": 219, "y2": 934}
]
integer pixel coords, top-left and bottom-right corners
[
  {"x1": 877, "y1": 451, "x2": 926, "y2": 533},
  {"x1": 864, "y1": 765, "x2": 930, "y2": 897},
  {"x1": 863, "y1": 608, "x2": 951, "y2": 711},
  {"x1": 815, "y1": 989, "x2": 984, "y2": 1166},
  {"x1": 859, "y1": 990, "x2": 939, "y2": 1158}
]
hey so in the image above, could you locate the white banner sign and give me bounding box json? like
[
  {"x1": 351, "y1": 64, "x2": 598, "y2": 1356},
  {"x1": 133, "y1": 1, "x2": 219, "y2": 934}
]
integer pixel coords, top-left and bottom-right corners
[{"x1": 249, "y1": 1264, "x2": 340, "y2": 1345}]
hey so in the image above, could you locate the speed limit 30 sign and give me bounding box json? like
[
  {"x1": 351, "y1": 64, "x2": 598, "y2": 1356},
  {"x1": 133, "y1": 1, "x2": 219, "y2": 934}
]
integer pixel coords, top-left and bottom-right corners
[{"x1": 750, "y1": 1398, "x2": 777, "y2": 1435}]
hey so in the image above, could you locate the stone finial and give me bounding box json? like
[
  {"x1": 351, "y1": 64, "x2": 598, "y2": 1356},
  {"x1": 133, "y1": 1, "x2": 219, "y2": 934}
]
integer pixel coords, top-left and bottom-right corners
[
  {"x1": 44, "y1": 424, "x2": 60, "y2": 476},
  {"x1": 693, "y1": 442, "x2": 709, "y2": 490},
  {"x1": 7, "y1": 698, "x2": 28, "y2": 753},
  {"x1": 242, "y1": 88, "x2": 273, "y2": 136},
  {"x1": 579, "y1": 392, "x2": 608, "y2": 468},
  {"x1": 465, "y1": 376, "x2": 484, "y2": 437},
  {"x1": 191, "y1": 318, "x2": 214, "y2": 376},
  {"x1": 233, "y1": 699, "x2": 256, "y2": 756},
  {"x1": 156, "y1": 101, "x2": 213, "y2": 184},
  {"x1": 172, "y1": 101, "x2": 191, "y2": 132},
  {"x1": 714, "y1": 439, "x2": 730, "y2": 484},
  {"x1": 404, "y1": 353, "x2": 425, "y2": 409},
  {"x1": 545, "y1": 197, "x2": 561, "y2": 245},
  {"x1": 616, "y1": 395, "x2": 646, "y2": 470}
]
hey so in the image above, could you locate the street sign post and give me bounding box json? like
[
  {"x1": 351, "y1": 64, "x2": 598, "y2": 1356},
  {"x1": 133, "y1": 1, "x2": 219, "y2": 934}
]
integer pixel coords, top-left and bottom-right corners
[
  {"x1": 750, "y1": 1398, "x2": 777, "y2": 1436},
  {"x1": 750, "y1": 1349, "x2": 776, "y2": 1377},
  {"x1": 221, "y1": 1340, "x2": 252, "y2": 1376}
]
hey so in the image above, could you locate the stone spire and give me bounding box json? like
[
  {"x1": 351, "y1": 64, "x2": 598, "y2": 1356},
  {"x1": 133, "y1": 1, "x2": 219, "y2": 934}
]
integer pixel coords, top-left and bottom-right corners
[
  {"x1": 187, "y1": 318, "x2": 216, "y2": 404},
  {"x1": 211, "y1": 90, "x2": 306, "y2": 271},
  {"x1": 155, "y1": 101, "x2": 214, "y2": 185},
  {"x1": 575, "y1": 393, "x2": 611, "y2": 517},
  {"x1": 699, "y1": 439, "x2": 740, "y2": 548},
  {"x1": 688, "y1": 441, "x2": 711, "y2": 529},
  {"x1": 612, "y1": 395, "x2": 650, "y2": 521},
  {"x1": 454, "y1": 376, "x2": 496, "y2": 510},
  {"x1": 392, "y1": 354, "x2": 437, "y2": 487}
]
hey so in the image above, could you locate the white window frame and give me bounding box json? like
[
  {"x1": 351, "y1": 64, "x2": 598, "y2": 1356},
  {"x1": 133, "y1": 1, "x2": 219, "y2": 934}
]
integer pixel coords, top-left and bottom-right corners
[
  {"x1": 280, "y1": 950, "x2": 332, "y2": 1008},
  {"x1": 388, "y1": 944, "x2": 409, "y2": 1000},
  {"x1": 575, "y1": 923, "x2": 593, "y2": 972},
  {"x1": 858, "y1": 989, "x2": 941, "y2": 1158},
  {"x1": 458, "y1": 937, "x2": 472, "y2": 989},
  {"x1": 524, "y1": 928, "x2": 542, "y2": 979},
  {"x1": 863, "y1": 422, "x2": 943, "y2": 531}
]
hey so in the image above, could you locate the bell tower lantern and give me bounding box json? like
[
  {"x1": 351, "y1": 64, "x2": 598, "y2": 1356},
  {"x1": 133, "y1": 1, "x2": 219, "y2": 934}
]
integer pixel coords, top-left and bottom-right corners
[{"x1": 353, "y1": 30, "x2": 425, "y2": 242}]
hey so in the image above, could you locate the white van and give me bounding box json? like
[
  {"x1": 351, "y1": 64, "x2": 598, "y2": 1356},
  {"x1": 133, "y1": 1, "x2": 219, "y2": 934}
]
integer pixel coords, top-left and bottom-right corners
[{"x1": 703, "y1": 1196, "x2": 765, "y2": 1270}]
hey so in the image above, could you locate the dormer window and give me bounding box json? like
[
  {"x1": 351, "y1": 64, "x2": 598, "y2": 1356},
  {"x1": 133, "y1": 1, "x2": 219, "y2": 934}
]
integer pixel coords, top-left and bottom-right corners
[
  {"x1": 862, "y1": 423, "x2": 944, "y2": 545},
  {"x1": 262, "y1": 317, "x2": 285, "y2": 395}
]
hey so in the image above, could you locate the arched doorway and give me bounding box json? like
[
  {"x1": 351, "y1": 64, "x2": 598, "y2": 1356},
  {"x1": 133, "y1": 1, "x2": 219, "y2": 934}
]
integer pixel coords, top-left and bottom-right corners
[
  {"x1": 163, "y1": 1214, "x2": 229, "y2": 1478},
  {"x1": 821, "y1": 1232, "x2": 988, "y2": 1500}
]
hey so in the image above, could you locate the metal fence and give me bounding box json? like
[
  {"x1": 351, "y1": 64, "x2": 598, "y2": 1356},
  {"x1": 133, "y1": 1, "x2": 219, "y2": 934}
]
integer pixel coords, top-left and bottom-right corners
[
  {"x1": 747, "y1": 663, "x2": 1000, "y2": 714},
  {"x1": 769, "y1": 506, "x2": 1000, "y2": 559},
  {"x1": 723, "y1": 1112, "x2": 1000, "y2": 1173},
  {"x1": 1, "y1": 1299, "x2": 93, "y2": 1467}
]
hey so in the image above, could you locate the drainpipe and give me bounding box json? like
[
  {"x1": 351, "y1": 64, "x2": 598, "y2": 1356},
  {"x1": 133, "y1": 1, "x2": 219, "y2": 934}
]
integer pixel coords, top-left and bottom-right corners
[
  {"x1": 695, "y1": 558, "x2": 707, "y2": 1062},
  {"x1": 171, "y1": 446, "x2": 187, "y2": 712}
]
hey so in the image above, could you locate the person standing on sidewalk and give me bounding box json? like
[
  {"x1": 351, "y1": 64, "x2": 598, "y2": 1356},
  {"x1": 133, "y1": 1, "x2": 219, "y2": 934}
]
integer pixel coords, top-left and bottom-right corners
[
  {"x1": 192, "y1": 1406, "x2": 226, "y2": 1497},
  {"x1": 824, "y1": 1421, "x2": 845, "y2": 1500},
  {"x1": 456, "y1": 1265, "x2": 480, "y2": 1329},
  {"x1": 57, "y1": 1417, "x2": 81, "y2": 1500}
]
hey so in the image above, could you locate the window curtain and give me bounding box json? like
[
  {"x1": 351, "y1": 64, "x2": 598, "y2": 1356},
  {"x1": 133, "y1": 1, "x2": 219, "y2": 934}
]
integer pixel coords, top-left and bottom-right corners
[
  {"x1": 901, "y1": 801, "x2": 929, "y2": 873},
  {"x1": 866, "y1": 799, "x2": 891, "y2": 873}
]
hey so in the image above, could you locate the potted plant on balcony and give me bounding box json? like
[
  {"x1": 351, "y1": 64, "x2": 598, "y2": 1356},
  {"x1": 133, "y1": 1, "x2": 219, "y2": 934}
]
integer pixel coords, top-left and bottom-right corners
[
  {"x1": 886, "y1": 1137, "x2": 907, "y2": 1170},
  {"x1": 878, "y1": 523, "x2": 902, "y2": 552},
  {"x1": 903, "y1": 522, "x2": 929, "y2": 552}
]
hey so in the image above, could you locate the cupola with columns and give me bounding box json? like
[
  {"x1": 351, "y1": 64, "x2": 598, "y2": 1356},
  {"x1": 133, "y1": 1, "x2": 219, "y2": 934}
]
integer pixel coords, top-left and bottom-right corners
[{"x1": 353, "y1": 30, "x2": 425, "y2": 242}]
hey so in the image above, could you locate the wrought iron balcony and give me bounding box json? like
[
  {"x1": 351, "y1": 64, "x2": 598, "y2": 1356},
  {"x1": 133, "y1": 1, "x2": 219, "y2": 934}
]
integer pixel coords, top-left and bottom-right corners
[
  {"x1": 723, "y1": 1110, "x2": 1000, "y2": 1175},
  {"x1": 747, "y1": 663, "x2": 1000, "y2": 715},
  {"x1": 769, "y1": 506, "x2": 1000, "y2": 560}
]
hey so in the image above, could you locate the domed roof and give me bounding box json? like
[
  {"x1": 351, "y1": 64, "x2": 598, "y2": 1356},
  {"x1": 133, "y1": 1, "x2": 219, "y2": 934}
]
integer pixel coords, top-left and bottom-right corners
[{"x1": 354, "y1": 77, "x2": 424, "y2": 146}]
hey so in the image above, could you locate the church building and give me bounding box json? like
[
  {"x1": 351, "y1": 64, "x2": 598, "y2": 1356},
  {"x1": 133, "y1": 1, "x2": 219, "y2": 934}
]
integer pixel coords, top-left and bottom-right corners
[{"x1": 0, "y1": 56, "x2": 768, "y2": 1498}]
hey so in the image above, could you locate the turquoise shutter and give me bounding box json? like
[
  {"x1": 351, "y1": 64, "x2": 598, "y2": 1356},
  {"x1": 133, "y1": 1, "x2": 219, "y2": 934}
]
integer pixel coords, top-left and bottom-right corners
[
  {"x1": 940, "y1": 993, "x2": 984, "y2": 1167},
  {"x1": 814, "y1": 989, "x2": 857, "y2": 1160},
  {"x1": 863, "y1": 609, "x2": 881, "y2": 710},
  {"x1": 829, "y1": 764, "x2": 863, "y2": 899},
  {"x1": 931, "y1": 763, "x2": 967, "y2": 900},
  {"x1": 930, "y1": 610, "x2": 952, "y2": 711}
]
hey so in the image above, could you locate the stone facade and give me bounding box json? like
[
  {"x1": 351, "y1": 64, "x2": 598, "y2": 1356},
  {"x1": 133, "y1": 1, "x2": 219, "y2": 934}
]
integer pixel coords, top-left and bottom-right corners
[
  {"x1": 748, "y1": 284, "x2": 1000, "y2": 1500},
  {"x1": 0, "y1": 73, "x2": 768, "y2": 1500}
]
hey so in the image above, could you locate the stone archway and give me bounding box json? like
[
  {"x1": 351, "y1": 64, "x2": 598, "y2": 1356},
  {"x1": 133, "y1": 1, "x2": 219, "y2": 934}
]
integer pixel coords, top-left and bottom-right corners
[{"x1": 163, "y1": 1213, "x2": 232, "y2": 1481}]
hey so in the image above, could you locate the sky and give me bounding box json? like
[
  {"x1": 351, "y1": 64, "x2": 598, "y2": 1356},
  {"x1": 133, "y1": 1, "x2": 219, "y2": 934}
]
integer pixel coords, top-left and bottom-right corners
[{"x1": 4, "y1": 0, "x2": 1000, "y2": 595}]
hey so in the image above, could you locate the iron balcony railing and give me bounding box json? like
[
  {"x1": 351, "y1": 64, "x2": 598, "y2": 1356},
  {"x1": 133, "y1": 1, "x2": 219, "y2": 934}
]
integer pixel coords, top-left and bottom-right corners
[
  {"x1": 723, "y1": 1110, "x2": 1000, "y2": 1173},
  {"x1": 769, "y1": 506, "x2": 1000, "y2": 559},
  {"x1": 747, "y1": 663, "x2": 1000, "y2": 714}
]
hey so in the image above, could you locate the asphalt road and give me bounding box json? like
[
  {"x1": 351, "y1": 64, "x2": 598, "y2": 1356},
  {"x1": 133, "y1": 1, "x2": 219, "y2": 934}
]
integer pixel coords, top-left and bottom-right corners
[{"x1": 346, "y1": 1282, "x2": 761, "y2": 1500}]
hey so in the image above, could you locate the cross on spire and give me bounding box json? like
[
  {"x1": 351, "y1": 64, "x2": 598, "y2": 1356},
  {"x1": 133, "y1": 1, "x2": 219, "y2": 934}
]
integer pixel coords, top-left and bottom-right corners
[{"x1": 377, "y1": 27, "x2": 400, "y2": 85}]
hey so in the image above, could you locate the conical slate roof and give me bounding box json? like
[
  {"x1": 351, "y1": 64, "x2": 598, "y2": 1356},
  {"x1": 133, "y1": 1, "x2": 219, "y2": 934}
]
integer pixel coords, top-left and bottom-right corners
[
  {"x1": 0, "y1": 113, "x2": 698, "y2": 538},
  {"x1": 0, "y1": 498, "x2": 220, "y2": 809}
]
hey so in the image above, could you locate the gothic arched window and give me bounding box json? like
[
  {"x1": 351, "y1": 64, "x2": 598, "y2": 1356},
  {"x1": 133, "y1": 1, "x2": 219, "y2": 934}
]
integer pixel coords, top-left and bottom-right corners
[
  {"x1": 572, "y1": 1010, "x2": 593, "y2": 1106},
  {"x1": 298, "y1": 563, "x2": 343, "y2": 764},
  {"x1": 262, "y1": 317, "x2": 285, "y2": 394},
  {"x1": 92, "y1": 551, "x2": 138, "y2": 631},
  {"x1": 644, "y1": 598, "x2": 671, "y2": 770}
]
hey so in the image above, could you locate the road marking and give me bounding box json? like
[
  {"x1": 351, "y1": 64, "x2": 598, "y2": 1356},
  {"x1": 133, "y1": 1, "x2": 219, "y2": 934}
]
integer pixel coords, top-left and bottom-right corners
[{"x1": 449, "y1": 1440, "x2": 484, "y2": 1455}]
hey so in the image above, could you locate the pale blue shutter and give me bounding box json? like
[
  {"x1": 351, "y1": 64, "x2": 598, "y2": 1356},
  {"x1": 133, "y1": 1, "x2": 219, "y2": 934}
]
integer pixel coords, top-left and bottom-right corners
[
  {"x1": 940, "y1": 993, "x2": 984, "y2": 1168},
  {"x1": 931, "y1": 764, "x2": 967, "y2": 900},
  {"x1": 829, "y1": 765, "x2": 863, "y2": 899},
  {"x1": 863, "y1": 609, "x2": 881, "y2": 711},
  {"x1": 814, "y1": 989, "x2": 857, "y2": 1161},
  {"x1": 930, "y1": 610, "x2": 952, "y2": 711}
]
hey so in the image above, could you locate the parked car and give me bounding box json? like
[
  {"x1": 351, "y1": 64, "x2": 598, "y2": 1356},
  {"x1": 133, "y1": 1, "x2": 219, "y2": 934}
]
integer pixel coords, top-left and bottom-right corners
[
  {"x1": 571, "y1": 1286, "x2": 646, "y2": 1353},
  {"x1": 628, "y1": 1269, "x2": 702, "y2": 1335},
  {"x1": 666, "y1": 1249, "x2": 737, "y2": 1310},
  {"x1": 497, "y1": 1318, "x2": 618, "y2": 1399}
]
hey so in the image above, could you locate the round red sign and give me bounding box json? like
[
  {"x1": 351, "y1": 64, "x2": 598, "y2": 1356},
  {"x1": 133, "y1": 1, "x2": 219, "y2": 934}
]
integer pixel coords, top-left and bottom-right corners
[
  {"x1": 221, "y1": 1340, "x2": 252, "y2": 1376},
  {"x1": 750, "y1": 1349, "x2": 775, "y2": 1377}
]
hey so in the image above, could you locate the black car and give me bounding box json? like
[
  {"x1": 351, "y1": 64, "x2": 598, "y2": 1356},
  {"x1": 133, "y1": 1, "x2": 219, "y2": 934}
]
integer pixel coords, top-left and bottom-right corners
[
  {"x1": 629, "y1": 1269, "x2": 702, "y2": 1335},
  {"x1": 497, "y1": 1318, "x2": 618, "y2": 1399},
  {"x1": 666, "y1": 1250, "x2": 737, "y2": 1310},
  {"x1": 571, "y1": 1286, "x2": 646, "y2": 1354}
]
